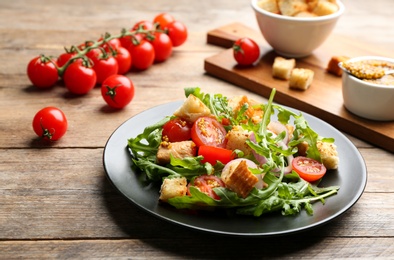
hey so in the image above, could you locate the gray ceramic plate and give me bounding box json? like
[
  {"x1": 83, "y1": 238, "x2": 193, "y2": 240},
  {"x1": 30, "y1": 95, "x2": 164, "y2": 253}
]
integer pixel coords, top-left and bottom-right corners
[{"x1": 103, "y1": 101, "x2": 367, "y2": 236}]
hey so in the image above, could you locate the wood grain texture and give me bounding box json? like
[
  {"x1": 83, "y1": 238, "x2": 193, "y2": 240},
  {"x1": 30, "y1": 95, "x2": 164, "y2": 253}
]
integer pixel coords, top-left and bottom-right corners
[{"x1": 204, "y1": 23, "x2": 394, "y2": 152}]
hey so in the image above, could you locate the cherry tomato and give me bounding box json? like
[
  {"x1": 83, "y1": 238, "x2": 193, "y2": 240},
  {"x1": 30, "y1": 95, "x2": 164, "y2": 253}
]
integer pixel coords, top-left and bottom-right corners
[
  {"x1": 292, "y1": 156, "x2": 327, "y2": 182},
  {"x1": 32, "y1": 107, "x2": 68, "y2": 141},
  {"x1": 127, "y1": 39, "x2": 155, "y2": 70},
  {"x1": 153, "y1": 13, "x2": 175, "y2": 29},
  {"x1": 88, "y1": 51, "x2": 119, "y2": 84},
  {"x1": 99, "y1": 37, "x2": 121, "y2": 52},
  {"x1": 27, "y1": 56, "x2": 58, "y2": 88},
  {"x1": 166, "y1": 21, "x2": 188, "y2": 47},
  {"x1": 63, "y1": 62, "x2": 97, "y2": 95},
  {"x1": 233, "y1": 37, "x2": 260, "y2": 66},
  {"x1": 101, "y1": 75, "x2": 135, "y2": 109},
  {"x1": 162, "y1": 118, "x2": 191, "y2": 142},
  {"x1": 187, "y1": 175, "x2": 225, "y2": 200},
  {"x1": 148, "y1": 32, "x2": 173, "y2": 63},
  {"x1": 113, "y1": 47, "x2": 132, "y2": 74},
  {"x1": 198, "y1": 145, "x2": 235, "y2": 165},
  {"x1": 57, "y1": 52, "x2": 76, "y2": 68},
  {"x1": 191, "y1": 117, "x2": 227, "y2": 148},
  {"x1": 132, "y1": 20, "x2": 154, "y2": 31}
]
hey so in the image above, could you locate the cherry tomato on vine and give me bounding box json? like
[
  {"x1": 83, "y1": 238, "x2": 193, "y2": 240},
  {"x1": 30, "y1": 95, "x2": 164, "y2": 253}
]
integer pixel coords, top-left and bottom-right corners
[
  {"x1": 63, "y1": 62, "x2": 97, "y2": 95},
  {"x1": 147, "y1": 32, "x2": 173, "y2": 63},
  {"x1": 198, "y1": 145, "x2": 235, "y2": 165},
  {"x1": 187, "y1": 175, "x2": 225, "y2": 200},
  {"x1": 127, "y1": 39, "x2": 155, "y2": 70},
  {"x1": 233, "y1": 37, "x2": 260, "y2": 66},
  {"x1": 292, "y1": 156, "x2": 327, "y2": 182},
  {"x1": 57, "y1": 52, "x2": 76, "y2": 68},
  {"x1": 166, "y1": 21, "x2": 188, "y2": 47},
  {"x1": 153, "y1": 13, "x2": 175, "y2": 29},
  {"x1": 101, "y1": 75, "x2": 135, "y2": 109},
  {"x1": 132, "y1": 20, "x2": 154, "y2": 31},
  {"x1": 27, "y1": 56, "x2": 59, "y2": 88},
  {"x1": 162, "y1": 118, "x2": 191, "y2": 142},
  {"x1": 113, "y1": 47, "x2": 132, "y2": 74},
  {"x1": 32, "y1": 107, "x2": 68, "y2": 141},
  {"x1": 99, "y1": 37, "x2": 121, "y2": 52},
  {"x1": 89, "y1": 54, "x2": 119, "y2": 84},
  {"x1": 191, "y1": 116, "x2": 227, "y2": 148}
]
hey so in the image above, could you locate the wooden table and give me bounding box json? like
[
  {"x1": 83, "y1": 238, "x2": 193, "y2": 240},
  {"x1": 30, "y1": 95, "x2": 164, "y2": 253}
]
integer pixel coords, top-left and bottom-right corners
[{"x1": 1, "y1": 0, "x2": 393, "y2": 258}]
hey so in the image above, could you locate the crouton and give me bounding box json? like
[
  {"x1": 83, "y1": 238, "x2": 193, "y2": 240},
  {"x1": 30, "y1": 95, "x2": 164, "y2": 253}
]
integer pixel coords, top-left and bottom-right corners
[
  {"x1": 289, "y1": 68, "x2": 314, "y2": 90},
  {"x1": 225, "y1": 125, "x2": 254, "y2": 156},
  {"x1": 257, "y1": 0, "x2": 280, "y2": 14},
  {"x1": 316, "y1": 141, "x2": 339, "y2": 170},
  {"x1": 326, "y1": 55, "x2": 350, "y2": 76},
  {"x1": 313, "y1": 0, "x2": 338, "y2": 16},
  {"x1": 228, "y1": 95, "x2": 263, "y2": 123},
  {"x1": 159, "y1": 177, "x2": 188, "y2": 202},
  {"x1": 272, "y1": 56, "x2": 296, "y2": 80},
  {"x1": 278, "y1": 0, "x2": 308, "y2": 16},
  {"x1": 156, "y1": 140, "x2": 197, "y2": 165},
  {"x1": 221, "y1": 160, "x2": 258, "y2": 198},
  {"x1": 173, "y1": 94, "x2": 212, "y2": 123},
  {"x1": 294, "y1": 11, "x2": 317, "y2": 17}
]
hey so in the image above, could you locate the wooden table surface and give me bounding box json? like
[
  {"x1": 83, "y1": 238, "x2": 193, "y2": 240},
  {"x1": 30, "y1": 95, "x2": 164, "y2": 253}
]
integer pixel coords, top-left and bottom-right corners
[{"x1": 1, "y1": 0, "x2": 393, "y2": 258}]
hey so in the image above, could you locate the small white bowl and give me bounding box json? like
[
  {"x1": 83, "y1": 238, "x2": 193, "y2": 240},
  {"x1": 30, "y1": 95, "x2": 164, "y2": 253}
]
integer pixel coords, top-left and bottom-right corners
[
  {"x1": 251, "y1": 0, "x2": 344, "y2": 58},
  {"x1": 340, "y1": 56, "x2": 394, "y2": 121}
]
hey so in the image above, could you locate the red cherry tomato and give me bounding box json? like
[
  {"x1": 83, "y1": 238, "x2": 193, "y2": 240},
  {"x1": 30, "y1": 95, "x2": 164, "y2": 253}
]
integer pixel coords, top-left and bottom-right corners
[
  {"x1": 63, "y1": 62, "x2": 97, "y2": 95},
  {"x1": 148, "y1": 32, "x2": 173, "y2": 63},
  {"x1": 153, "y1": 13, "x2": 175, "y2": 29},
  {"x1": 113, "y1": 47, "x2": 132, "y2": 74},
  {"x1": 132, "y1": 20, "x2": 154, "y2": 31},
  {"x1": 191, "y1": 117, "x2": 227, "y2": 148},
  {"x1": 57, "y1": 52, "x2": 76, "y2": 68},
  {"x1": 292, "y1": 156, "x2": 327, "y2": 182},
  {"x1": 88, "y1": 52, "x2": 119, "y2": 84},
  {"x1": 32, "y1": 107, "x2": 68, "y2": 141},
  {"x1": 127, "y1": 39, "x2": 155, "y2": 70},
  {"x1": 99, "y1": 37, "x2": 121, "y2": 52},
  {"x1": 101, "y1": 75, "x2": 135, "y2": 109},
  {"x1": 162, "y1": 118, "x2": 192, "y2": 142},
  {"x1": 166, "y1": 21, "x2": 188, "y2": 47},
  {"x1": 198, "y1": 145, "x2": 235, "y2": 165},
  {"x1": 233, "y1": 37, "x2": 260, "y2": 66},
  {"x1": 27, "y1": 56, "x2": 59, "y2": 88},
  {"x1": 187, "y1": 175, "x2": 225, "y2": 200}
]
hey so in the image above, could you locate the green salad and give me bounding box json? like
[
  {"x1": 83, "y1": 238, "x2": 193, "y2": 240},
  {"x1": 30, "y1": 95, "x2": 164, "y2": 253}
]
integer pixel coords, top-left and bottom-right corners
[{"x1": 128, "y1": 87, "x2": 339, "y2": 217}]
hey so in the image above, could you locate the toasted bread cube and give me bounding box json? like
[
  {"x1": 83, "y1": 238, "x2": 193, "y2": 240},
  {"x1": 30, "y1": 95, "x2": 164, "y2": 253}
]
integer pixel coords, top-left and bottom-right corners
[
  {"x1": 272, "y1": 56, "x2": 296, "y2": 80},
  {"x1": 159, "y1": 177, "x2": 188, "y2": 202},
  {"x1": 313, "y1": 0, "x2": 338, "y2": 16},
  {"x1": 156, "y1": 140, "x2": 197, "y2": 165},
  {"x1": 289, "y1": 68, "x2": 314, "y2": 90},
  {"x1": 326, "y1": 55, "x2": 350, "y2": 76},
  {"x1": 257, "y1": 0, "x2": 280, "y2": 14},
  {"x1": 228, "y1": 95, "x2": 263, "y2": 123},
  {"x1": 294, "y1": 11, "x2": 317, "y2": 17},
  {"x1": 221, "y1": 160, "x2": 258, "y2": 198},
  {"x1": 173, "y1": 94, "x2": 212, "y2": 123},
  {"x1": 278, "y1": 0, "x2": 308, "y2": 16},
  {"x1": 225, "y1": 126, "x2": 254, "y2": 156},
  {"x1": 317, "y1": 141, "x2": 339, "y2": 170}
]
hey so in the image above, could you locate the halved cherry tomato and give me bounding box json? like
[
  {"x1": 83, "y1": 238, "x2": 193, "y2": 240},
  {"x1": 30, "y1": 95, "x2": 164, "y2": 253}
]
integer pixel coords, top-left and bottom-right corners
[
  {"x1": 191, "y1": 117, "x2": 227, "y2": 148},
  {"x1": 32, "y1": 107, "x2": 68, "y2": 141},
  {"x1": 162, "y1": 118, "x2": 191, "y2": 142},
  {"x1": 198, "y1": 145, "x2": 235, "y2": 165},
  {"x1": 187, "y1": 175, "x2": 225, "y2": 200},
  {"x1": 292, "y1": 156, "x2": 327, "y2": 182},
  {"x1": 233, "y1": 37, "x2": 260, "y2": 66}
]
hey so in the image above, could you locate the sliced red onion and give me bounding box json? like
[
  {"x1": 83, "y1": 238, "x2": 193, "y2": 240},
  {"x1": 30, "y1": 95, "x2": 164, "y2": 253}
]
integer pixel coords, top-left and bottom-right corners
[
  {"x1": 268, "y1": 121, "x2": 289, "y2": 144},
  {"x1": 272, "y1": 141, "x2": 293, "y2": 174}
]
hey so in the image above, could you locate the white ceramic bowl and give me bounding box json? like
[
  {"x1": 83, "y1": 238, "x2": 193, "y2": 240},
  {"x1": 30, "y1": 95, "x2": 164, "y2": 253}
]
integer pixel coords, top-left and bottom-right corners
[
  {"x1": 340, "y1": 56, "x2": 394, "y2": 121},
  {"x1": 251, "y1": 0, "x2": 344, "y2": 58}
]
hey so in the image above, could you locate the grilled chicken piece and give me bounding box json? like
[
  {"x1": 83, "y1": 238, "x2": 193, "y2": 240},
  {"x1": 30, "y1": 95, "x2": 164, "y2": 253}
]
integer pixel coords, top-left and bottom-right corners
[
  {"x1": 221, "y1": 160, "x2": 258, "y2": 198},
  {"x1": 156, "y1": 140, "x2": 197, "y2": 165}
]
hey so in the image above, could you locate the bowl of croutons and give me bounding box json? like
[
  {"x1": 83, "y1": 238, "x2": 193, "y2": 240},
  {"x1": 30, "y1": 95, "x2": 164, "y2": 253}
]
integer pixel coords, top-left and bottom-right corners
[
  {"x1": 251, "y1": 0, "x2": 344, "y2": 58},
  {"x1": 339, "y1": 56, "x2": 394, "y2": 121}
]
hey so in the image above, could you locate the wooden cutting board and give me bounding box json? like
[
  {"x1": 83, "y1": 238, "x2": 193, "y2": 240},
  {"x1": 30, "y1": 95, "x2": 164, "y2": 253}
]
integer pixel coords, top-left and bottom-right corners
[{"x1": 204, "y1": 23, "x2": 394, "y2": 153}]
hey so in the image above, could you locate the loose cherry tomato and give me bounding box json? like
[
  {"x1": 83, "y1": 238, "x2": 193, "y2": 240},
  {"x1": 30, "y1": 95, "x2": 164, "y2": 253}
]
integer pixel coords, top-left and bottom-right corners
[
  {"x1": 198, "y1": 145, "x2": 235, "y2": 165},
  {"x1": 101, "y1": 75, "x2": 135, "y2": 109},
  {"x1": 187, "y1": 175, "x2": 225, "y2": 200},
  {"x1": 132, "y1": 20, "x2": 154, "y2": 31},
  {"x1": 27, "y1": 56, "x2": 58, "y2": 88},
  {"x1": 32, "y1": 107, "x2": 68, "y2": 141},
  {"x1": 292, "y1": 156, "x2": 327, "y2": 182},
  {"x1": 233, "y1": 37, "x2": 260, "y2": 66},
  {"x1": 191, "y1": 117, "x2": 227, "y2": 148},
  {"x1": 127, "y1": 39, "x2": 155, "y2": 70},
  {"x1": 162, "y1": 118, "x2": 191, "y2": 142},
  {"x1": 113, "y1": 47, "x2": 132, "y2": 74},
  {"x1": 63, "y1": 62, "x2": 97, "y2": 95},
  {"x1": 166, "y1": 21, "x2": 188, "y2": 47},
  {"x1": 88, "y1": 51, "x2": 119, "y2": 84},
  {"x1": 148, "y1": 32, "x2": 173, "y2": 63},
  {"x1": 153, "y1": 13, "x2": 175, "y2": 29}
]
